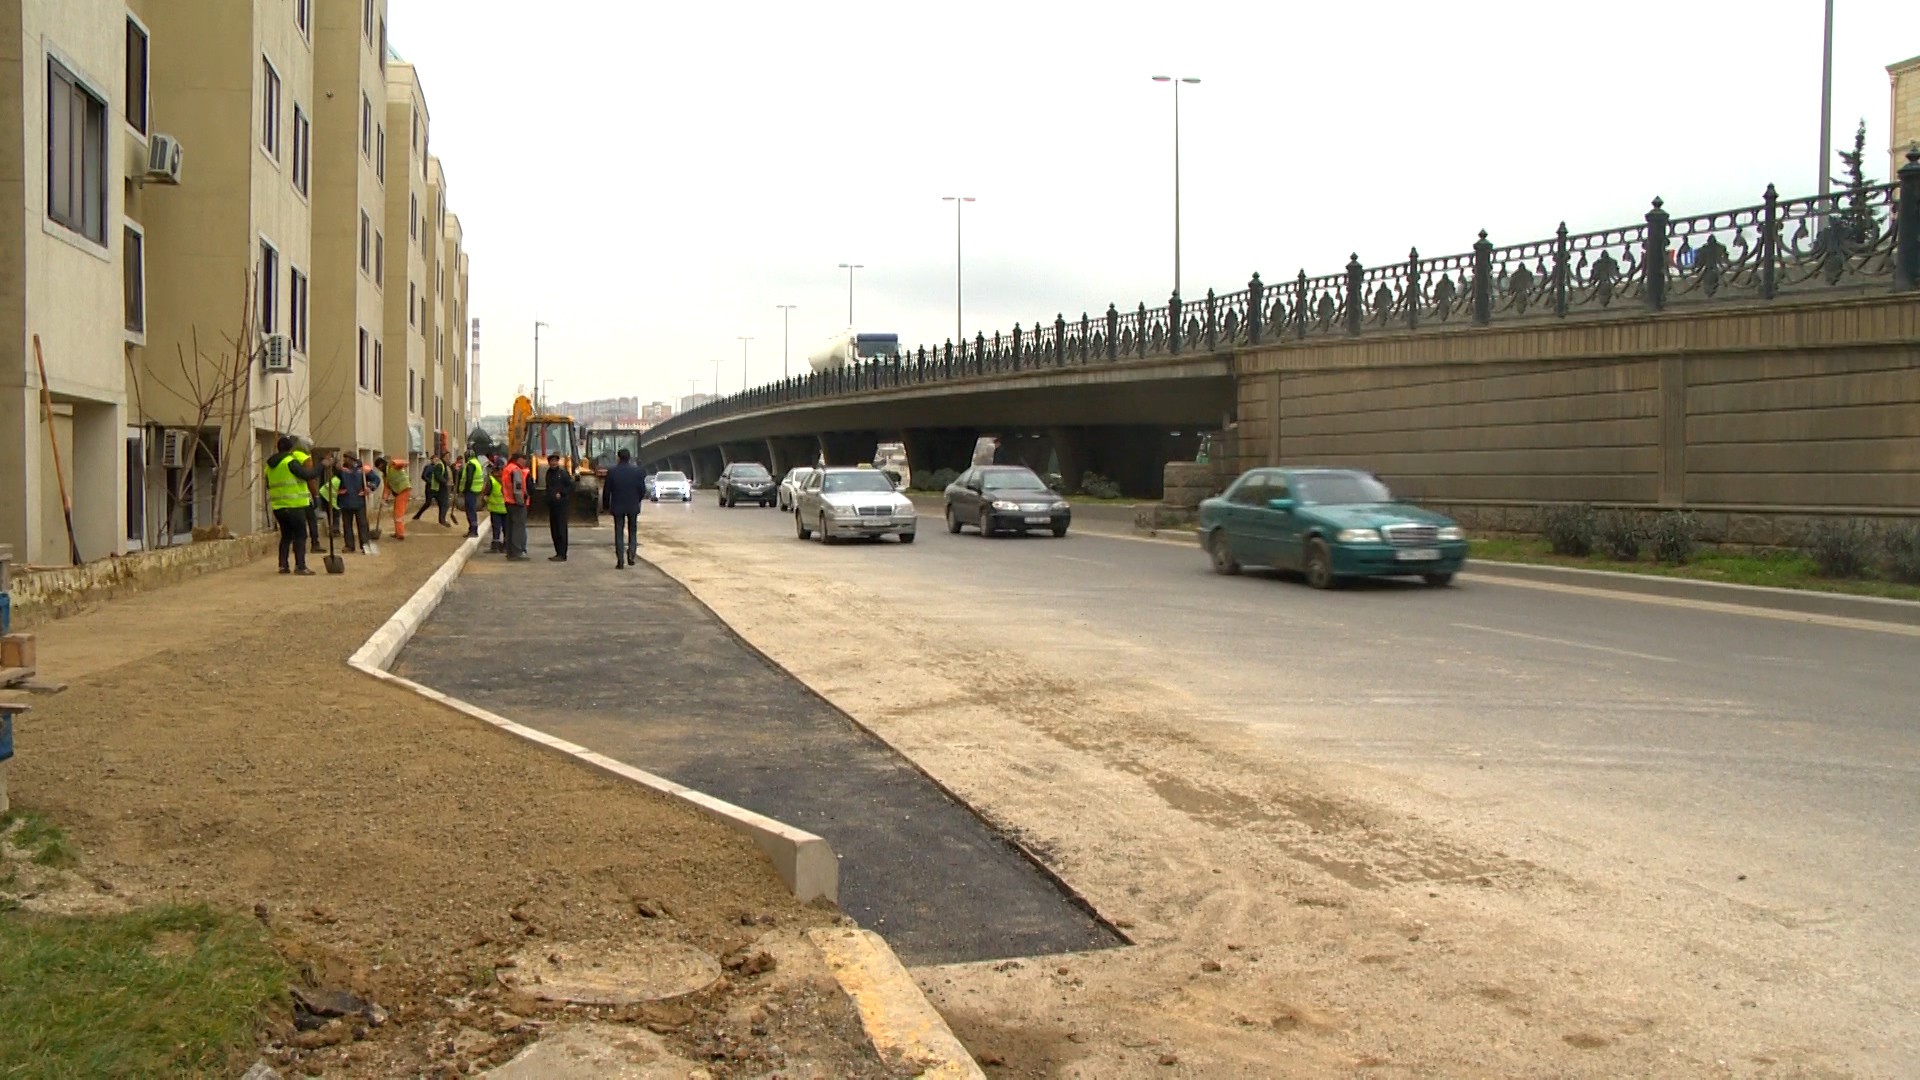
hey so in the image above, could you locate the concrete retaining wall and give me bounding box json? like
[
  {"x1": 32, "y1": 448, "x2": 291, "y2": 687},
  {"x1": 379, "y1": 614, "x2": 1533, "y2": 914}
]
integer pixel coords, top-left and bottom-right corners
[{"x1": 9, "y1": 532, "x2": 276, "y2": 626}]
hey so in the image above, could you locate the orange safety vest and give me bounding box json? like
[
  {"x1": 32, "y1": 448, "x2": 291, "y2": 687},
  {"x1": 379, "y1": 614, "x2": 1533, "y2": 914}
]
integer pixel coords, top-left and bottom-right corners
[{"x1": 503, "y1": 463, "x2": 528, "y2": 505}]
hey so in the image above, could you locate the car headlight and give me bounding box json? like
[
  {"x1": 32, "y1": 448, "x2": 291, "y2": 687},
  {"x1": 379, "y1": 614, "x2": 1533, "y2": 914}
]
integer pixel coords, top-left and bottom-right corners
[
  {"x1": 991, "y1": 500, "x2": 1020, "y2": 511},
  {"x1": 832, "y1": 505, "x2": 861, "y2": 517},
  {"x1": 1438, "y1": 526, "x2": 1466, "y2": 541},
  {"x1": 1336, "y1": 528, "x2": 1382, "y2": 543},
  {"x1": 1053, "y1": 502, "x2": 1070, "y2": 511}
]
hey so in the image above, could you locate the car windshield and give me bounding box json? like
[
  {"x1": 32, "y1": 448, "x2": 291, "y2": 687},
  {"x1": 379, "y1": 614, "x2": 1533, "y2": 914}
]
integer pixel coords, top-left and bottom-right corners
[
  {"x1": 657, "y1": 471, "x2": 685, "y2": 483},
  {"x1": 1294, "y1": 471, "x2": 1392, "y2": 505},
  {"x1": 823, "y1": 471, "x2": 895, "y2": 494},
  {"x1": 730, "y1": 465, "x2": 770, "y2": 478},
  {"x1": 786, "y1": 469, "x2": 814, "y2": 483},
  {"x1": 981, "y1": 470, "x2": 1048, "y2": 492}
]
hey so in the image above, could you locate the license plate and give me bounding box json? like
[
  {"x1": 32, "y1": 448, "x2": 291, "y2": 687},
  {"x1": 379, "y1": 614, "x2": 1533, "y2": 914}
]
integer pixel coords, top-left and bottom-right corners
[
  {"x1": 1024, "y1": 515, "x2": 1050, "y2": 524},
  {"x1": 1395, "y1": 548, "x2": 1441, "y2": 561}
]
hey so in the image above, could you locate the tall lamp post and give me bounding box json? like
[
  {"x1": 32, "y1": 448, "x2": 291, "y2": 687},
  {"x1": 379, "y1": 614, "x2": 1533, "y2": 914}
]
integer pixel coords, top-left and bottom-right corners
[
  {"x1": 775, "y1": 304, "x2": 796, "y2": 378},
  {"x1": 1817, "y1": 0, "x2": 1834, "y2": 207},
  {"x1": 837, "y1": 263, "x2": 864, "y2": 325},
  {"x1": 942, "y1": 196, "x2": 975, "y2": 348},
  {"x1": 737, "y1": 335, "x2": 754, "y2": 394},
  {"x1": 533, "y1": 320, "x2": 549, "y2": 410},
  {"x1": 1151, "y1": 75, "x2": 1200, "y2": 298}
]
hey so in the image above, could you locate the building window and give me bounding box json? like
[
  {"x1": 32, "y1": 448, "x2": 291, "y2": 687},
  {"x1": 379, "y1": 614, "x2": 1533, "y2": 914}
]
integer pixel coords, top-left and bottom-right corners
[
  {"x1": 408, "y1": 371, "x2": 416, "y2": 412},
  {"x1": 378, "y1": 18, "x2": 387, "y2": 69},
  {"x1": 359, "y1": 211, "x2": 370, "y2": 272},
  {"x1": 47, "y1": 59, "x2": 108, "y2": 244},
  {"x1": 374, "y1": 341, "x2": 383, "y2": 396},
  {"x1": 295, "y1": 0, "x2": 310, "y2": 38},
  {"x1": 436, "y1": 395, "x2": 442, "y2": 429},
  {"x1": 364, "y1": 0, "x2": 374, "y2": 44},
  {"x1": 411, "y1": 108, "x2": 419, "y2": 151},
  {"x1": 409, "y1": 193, "x2": 418, "y2": 240},
  {"x1": 123, "y1": 225, "x2": 145, "y2": 333},
  {"x1": 374, "y1": 231, "x2": 384, "y2": 286},
  {"x1": 407, "y1": 282, "x2": 416, "y2": 327},
  {"x1": 258, "y1": 239, "x2": 279, "y2": 337},
  {"x1": 125, "y1": 18, "x2": 149, "y2": 135},
  {"x1": 289, "y1": 267, "x2": 309, "y2": 353},
  {"x1": 376, "y1": 125, "x2": 385, "y2": 182},
  {"x1": 358, "y1": 328, "x2": 370, "y2": 389},
  {"x1": 291, "y1": 105, "x2": 310, "y2": 195},
  {"x1": 261, "y1": 57, "x2": 280, "y2": 157}
]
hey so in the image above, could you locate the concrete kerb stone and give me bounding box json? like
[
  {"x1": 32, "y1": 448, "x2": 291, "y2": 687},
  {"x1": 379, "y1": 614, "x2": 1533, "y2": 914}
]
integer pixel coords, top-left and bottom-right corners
[
  {"x1": 808, "y1": 928, "x2": 987, "y2": 1080},
  {"x1": 1467, "y1": 559, "x2": 1920, "y2": 628},
  {"x1": 344, "y1": 535, "x2": 840, "y2": 905}
]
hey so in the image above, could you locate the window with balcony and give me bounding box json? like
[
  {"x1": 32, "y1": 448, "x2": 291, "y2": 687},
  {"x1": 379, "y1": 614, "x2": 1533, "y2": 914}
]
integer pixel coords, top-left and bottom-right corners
[
  {"x1": 258, "y1": 239, "x2": 279, "y2": 336},
  {"x1": 261, "y1": 57, "x2": 280, "y2": 157},
  {"x1": 48, "y1": 59, "x2": 108, "y2": 244},
  {"x1": 125, "y1": 17, "x2": 149, "y2": 135},
  {"x1": 123, "y1": 225, "x2": 145, "y2": 333}
]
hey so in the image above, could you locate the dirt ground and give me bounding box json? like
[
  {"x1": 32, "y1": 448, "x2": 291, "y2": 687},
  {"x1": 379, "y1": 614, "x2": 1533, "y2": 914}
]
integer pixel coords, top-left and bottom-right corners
[
  {"x1": 6, "y1": 529, "x2": 902, "y2": 1078},
  {"x1": 639, "y1": 518, "x2": 1871, "y2": 1079}
]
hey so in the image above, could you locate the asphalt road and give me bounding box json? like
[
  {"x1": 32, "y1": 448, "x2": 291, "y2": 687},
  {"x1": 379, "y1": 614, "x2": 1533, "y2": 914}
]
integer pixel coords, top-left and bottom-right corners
[{"x1": 653, "y1": 496, "x2": 1920, "y2": 1063}]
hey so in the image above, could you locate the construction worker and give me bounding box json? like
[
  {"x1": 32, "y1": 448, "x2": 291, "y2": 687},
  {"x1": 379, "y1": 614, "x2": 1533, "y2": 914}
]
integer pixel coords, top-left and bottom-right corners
[
  {"x1": 461, "y1": 448, "x2": 487, "y2": 538},
  {"x1": 377, "y1": 455, "x2": 410, "y2": 541},
  {"x1": 416, "y1": 452, "x2": 450, "y2": 527},
  {"x1": 264, "y1": 435, "x2": 319, "y2": 575},
  {"x1": 544, "y1": 451, "x2": 575, "y2": 562},
  {"x1": 485, "y1": 460, "x2": 508, "y2": 553},
  {"x1": 503, "y1": 453, "x2": 532, "y2": 561},
  {"x1": 335, "y1": 454, "x2": 376, "y2": 553}
]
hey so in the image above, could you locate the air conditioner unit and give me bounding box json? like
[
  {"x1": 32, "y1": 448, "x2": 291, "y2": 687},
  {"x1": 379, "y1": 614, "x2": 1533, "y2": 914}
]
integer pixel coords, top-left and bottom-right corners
[
  {"x1": 144, "y1": 133, "x2": 184, "y2": 185},
  {"x1": 160, "y1": 429, "x2": 193, "y2": 469},
  {"x1": 261, "y1": 334, "x2": 292, "y2": 373}
]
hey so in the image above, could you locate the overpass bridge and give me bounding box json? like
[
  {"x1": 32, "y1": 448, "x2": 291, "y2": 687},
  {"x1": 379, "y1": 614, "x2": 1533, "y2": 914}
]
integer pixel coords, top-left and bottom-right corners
[{"x1": 645, "y1": 156, "x2": 1920, "y2": 524}]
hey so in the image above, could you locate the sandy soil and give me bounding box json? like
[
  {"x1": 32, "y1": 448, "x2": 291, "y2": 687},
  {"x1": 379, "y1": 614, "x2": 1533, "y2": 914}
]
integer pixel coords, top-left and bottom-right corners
[
  {"x1": 7, "y1": 529, "x2": 900, "y2": 1078},
  {"x1": 640, "y1": 519, "x2": 1871, "y2": 1079}
]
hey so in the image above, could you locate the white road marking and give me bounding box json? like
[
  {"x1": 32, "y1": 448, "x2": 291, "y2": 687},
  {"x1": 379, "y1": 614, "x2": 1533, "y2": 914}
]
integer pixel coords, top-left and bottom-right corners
[
  {"x1": 1452, "y1": 622, "x2": 1678, "y2": 664},
  {"x1": 1053, "y1": 555, "x2": 1112, "y2": 567},
  {"x1": 1463, "y1": 574, "x2": 1920, "y2": 638}
]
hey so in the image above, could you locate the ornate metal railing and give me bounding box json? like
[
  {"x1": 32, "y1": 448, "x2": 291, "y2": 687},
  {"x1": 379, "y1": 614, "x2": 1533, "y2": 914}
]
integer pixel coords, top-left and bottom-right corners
[{"x1": 645, "y1": 151, "x2": 1920, "y2": 446}]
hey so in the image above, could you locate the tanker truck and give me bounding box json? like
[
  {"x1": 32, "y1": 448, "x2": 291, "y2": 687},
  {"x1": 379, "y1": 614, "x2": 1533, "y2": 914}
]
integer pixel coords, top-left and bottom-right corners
[{"x1": 807, "y1": 328, "x2": 902, "y2": 372}]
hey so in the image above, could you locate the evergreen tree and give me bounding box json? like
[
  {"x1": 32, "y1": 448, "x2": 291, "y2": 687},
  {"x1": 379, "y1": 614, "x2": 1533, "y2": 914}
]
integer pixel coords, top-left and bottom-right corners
[
  {"x1": 467, "y1": 427, "x2": 497, "y2": 455},
  {"x1": 1830, "y1": 119, "x2": 1880, "y2": 245}
]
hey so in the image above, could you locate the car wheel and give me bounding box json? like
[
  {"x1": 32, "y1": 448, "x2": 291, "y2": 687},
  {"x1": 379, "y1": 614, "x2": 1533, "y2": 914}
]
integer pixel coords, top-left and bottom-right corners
[
  {"x1": 818, "y1": 513, "x2": 834, "y2": 544},
  {"x1": 794, "y1": 510, "x2": 811, "y2": 540},
  {"x1": 1206, "y1": 530, "x2": 1241, "y2": 575},
  {"x1": 1423, "y1": 572, "x2": 1455, "y2": 588},
  {"x1": 899, "y1": 532, "x2": 916, "y2": 544},
  {"x1": 1051, "y1": 524, "x2": 1069, "y2": 538},
  {"x1": 762, "y1": 500, "x2": 772, "y2": 508},
  {"x1": 1304, "y1": 539, "x2": 1336, "y2": 590},
  {"x1": 978, "y1": 508, "x2": 994, "y2": 538},
  {"x1": 945, "y1": 505, "x2": 962, "y2": 534}
]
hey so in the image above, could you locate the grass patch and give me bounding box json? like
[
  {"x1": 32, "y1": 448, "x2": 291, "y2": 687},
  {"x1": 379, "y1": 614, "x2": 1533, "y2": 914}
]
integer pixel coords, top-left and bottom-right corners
[
  {"x1": 2, "y1": 810, "x2": 80, "y2": 870},
  {"x1": 0, "y1": 903, "x2": 286, "y2": 1076},
  {"x1": 1471, "y1": 537, "x2": 1920, "y2": 602}
]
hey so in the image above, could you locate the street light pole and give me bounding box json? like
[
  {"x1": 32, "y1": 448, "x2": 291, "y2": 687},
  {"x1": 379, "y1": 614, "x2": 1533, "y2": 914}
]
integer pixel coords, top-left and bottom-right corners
[
  {"x1": 942, "y1": 196, "x2": 975, "y2": 347},
  {"x1": 711, "y1": 356, "x2": 721, "y2": 398},
  {"x1": 837, "y1": 263, "x2": 864, "y2": 325},
  {"x1": 533, "y1": 320, "x2": 549, "y2": 410},
  {"x1": 737, "y1": 335, "x2": 754, "y2": 394},
  {"x1": 1817, "y1": 0, "x2": 1834, "y2": 208},
  {"x1": 775, "y1": 305, "x2": 796, "y2": 379},
  {"x1": 1152, "y1": 75, "x2": 1201, "y2": 298}
]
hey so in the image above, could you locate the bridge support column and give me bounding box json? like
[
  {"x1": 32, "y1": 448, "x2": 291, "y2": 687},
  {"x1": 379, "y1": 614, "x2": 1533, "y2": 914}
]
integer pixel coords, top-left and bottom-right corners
[
  {"x1": 818, "y1": 431, "x2": 875, "y2": 468},
  {"x1": 689, "y1": 446, "x2": 724, "y2": 488},
  {"x1": 900, "y1": 429, "x2": 980, "y2": 487},
  {"x1": 1048, "y1": 426, "x2": 1087, "y2": 493}
]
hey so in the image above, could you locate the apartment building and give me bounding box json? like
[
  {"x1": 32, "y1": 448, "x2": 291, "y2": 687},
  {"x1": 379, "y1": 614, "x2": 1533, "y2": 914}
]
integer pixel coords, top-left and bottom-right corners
[
  {"x1": 131, "y1": 0, "x2": 315, "y2": 547},
  {"x1": 309, "y1": 0, "x2": 388, "y2": 460},
  {"x1": 1893, "y1": 53, "x2": 1920, "y2": 177},
  {"x1": 381, "y1": 58, "x2": 427, "y2": 466},
  {"x1": 0, "y1": 2, "x2": 137, "y2": 563},
  {"x1": 435, "y1": 198, "x2": 471, "y2": 450}
]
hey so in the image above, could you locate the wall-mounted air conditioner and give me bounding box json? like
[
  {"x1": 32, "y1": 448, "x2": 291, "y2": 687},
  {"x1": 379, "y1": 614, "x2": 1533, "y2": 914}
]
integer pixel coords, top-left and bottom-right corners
[
  {"x1": 261, "y1": 335, "x2": 292, "y2": 373},
  {"x1": 144, "y1": 134, "x2": 184, "y2": 185},
  {"x1": 160, "y1": 429, "x2": 193, "y2": 469}
]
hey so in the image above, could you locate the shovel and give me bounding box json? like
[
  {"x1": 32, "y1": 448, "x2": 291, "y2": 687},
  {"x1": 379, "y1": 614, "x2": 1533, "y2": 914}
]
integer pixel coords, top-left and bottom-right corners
[
  {"x1": 323, "y1": 511, "x2": 346, "y2": 575},
  {"x1": 369, "y1": 494, "x2": 384, "y2": 541}
]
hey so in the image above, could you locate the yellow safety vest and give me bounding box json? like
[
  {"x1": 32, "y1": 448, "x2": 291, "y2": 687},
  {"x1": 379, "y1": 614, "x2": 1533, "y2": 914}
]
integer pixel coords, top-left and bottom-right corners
[
  {"x1": 484, "y1": 475, "x2": 506, "y2": 514},
  {"x1": 265, "y1": 450, "x2": 312, "y2": 510},
  {"x1": 384, "y1": 464, "x2": 411, "y2": 494},
  {"x1": 466, "y1": 458, "x2": 488, "y2": 493}
]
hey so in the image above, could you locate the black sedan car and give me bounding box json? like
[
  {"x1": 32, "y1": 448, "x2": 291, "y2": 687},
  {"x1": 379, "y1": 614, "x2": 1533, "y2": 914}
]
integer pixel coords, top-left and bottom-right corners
[
  {"x1": 717, "y1": 462, "x2": 776, "y2": 507},
  {"x1": 944, "y1": 466, "x2": 1072, "y2": 537}
]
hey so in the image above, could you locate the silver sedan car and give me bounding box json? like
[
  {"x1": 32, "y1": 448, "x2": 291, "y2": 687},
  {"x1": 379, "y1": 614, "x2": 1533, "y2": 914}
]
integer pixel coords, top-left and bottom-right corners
[
  {"x1": 777, "y1": 466, "x2": 817, "y2": 511},
  {"x1": 793, "y1": 468, "x2": 916, "y2": 544}
]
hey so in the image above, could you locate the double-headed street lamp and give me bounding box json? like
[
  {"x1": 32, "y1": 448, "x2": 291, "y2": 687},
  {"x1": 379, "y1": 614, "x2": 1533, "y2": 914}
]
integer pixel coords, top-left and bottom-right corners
[
  {"x1": 737, "y1": 335, "x2": 754, "y2": 394},
  {"x1": 1151, "y1": 75, "x2": 1200, "y2": 298},
  {"x1": 837, "y1": 262, "x2": 864, "y2": 325},
  {"x1": 775, "y1": 304, "x2": 797, "y2": 379},
  {"x1": 942, "y1": 196, "x2": 975, "y2": 348},
  {"x1": 533, "y1": 320, "x2": 550, "y2": 410}
]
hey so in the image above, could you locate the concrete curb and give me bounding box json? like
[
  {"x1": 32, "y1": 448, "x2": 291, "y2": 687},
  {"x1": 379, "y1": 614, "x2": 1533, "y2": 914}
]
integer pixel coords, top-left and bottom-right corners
[
  {"x1": 345, "y1": 537, "x2": 840, "y2": 905},
  {"x1": 808, "y1": 928, "x2": 986, "y2": 1080},
  {"x1": 1466, "y1": 558, "x2": 1920, "y2": 627}
]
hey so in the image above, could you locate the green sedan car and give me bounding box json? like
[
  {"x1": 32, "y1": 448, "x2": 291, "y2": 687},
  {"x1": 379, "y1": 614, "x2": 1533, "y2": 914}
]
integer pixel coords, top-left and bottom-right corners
[{"x1": 1197, "y1": 468, "x2": 1468, "y2": 588}]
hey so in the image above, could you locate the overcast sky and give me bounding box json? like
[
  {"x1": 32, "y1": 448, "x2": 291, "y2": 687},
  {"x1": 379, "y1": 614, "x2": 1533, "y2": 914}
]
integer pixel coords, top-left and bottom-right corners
[{"x1": 388, "y1": 0, "x2": 1917, "y2": 418}]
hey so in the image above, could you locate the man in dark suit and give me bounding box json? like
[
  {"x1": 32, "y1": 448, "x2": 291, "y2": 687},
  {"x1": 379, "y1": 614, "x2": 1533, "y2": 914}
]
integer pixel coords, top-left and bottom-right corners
[
  {"x1": 544, "y1": 452, "x2": 575, "y2": 562},
  {"x1": 601, "y1": 448, "x2": 646, "y2": 569}
]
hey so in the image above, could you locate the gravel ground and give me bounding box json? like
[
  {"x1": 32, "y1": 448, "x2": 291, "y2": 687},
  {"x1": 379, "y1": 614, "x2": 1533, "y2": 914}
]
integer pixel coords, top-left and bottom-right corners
[{"x1": 8, "y1": 530, "x2": 901, "y2": 1078}]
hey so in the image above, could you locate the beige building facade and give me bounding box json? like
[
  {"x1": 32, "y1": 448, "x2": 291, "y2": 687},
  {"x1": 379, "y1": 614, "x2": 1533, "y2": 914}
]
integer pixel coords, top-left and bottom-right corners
[
  {"x1": 1892, "y1": 53, "x2": 1920, "y2": 178},
  {"x1": 428, "y1": 159, "x2": 470, "y2": 452},
  {"x1": 382, "y1": 60, "x2": 427, "y2": 465}
]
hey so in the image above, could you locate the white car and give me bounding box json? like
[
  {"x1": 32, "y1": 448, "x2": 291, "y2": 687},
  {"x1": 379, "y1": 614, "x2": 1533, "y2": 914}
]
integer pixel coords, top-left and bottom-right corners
[
  {"x1": 650, "y1": 470, "x2": 692, "y2": 502},
  {"x1": 794, "y1": 468, "x2": 916, "y2": 544},
  {"x1": 777, "y1": 466, "x2": 817, "y2": 511}
]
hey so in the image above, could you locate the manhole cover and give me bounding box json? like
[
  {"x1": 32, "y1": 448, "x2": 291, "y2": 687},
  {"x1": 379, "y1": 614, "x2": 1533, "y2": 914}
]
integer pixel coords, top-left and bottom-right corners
[{"x1": 503, "y1": 942, "x2": 721, "y2": 1006}]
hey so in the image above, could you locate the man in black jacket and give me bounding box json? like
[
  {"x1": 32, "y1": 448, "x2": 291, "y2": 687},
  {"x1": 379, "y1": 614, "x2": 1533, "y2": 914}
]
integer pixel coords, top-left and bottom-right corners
[
  {"x1": 601, "y1": 449, "x2": 646, "y2": 569},
  {"x1": 544, "y1": 452, "x2": 575, "y2": 562}
]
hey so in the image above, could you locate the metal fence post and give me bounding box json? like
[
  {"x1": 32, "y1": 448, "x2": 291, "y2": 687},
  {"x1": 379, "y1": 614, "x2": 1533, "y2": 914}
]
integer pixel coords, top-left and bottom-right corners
[
  {"x1": 1760, "y1": 185, "x2": 1779, "y2": 300},
  {"x1": 1896, "y1": 145, "x2": 1920, "y2": 292},
  {"x1": 1553, "y1": 223, "x2": 1570, "y2": 317},
  {"x1": 1204, "y1": 289, "x2": 1218, "y2": 351},
  {"x1": 1055, "y1": 314, "x2": 1067, "y2": 365},
  {"x1": 1168, "y1": 292, "x2": 1183, "y2": 355},
  {"x1": 1247, "y1": 273, "x2": 1264, "y2": 344},
  {"x1": 1105, "y1": 304, "x2": 1119, "y2": 360},
  {"x1": 975, "y1": 332, "x2": 986, "y2": 374},
  {"x1": 1471, "y1": 232, "x2": 1493, "y2": 326},
  {"x1": 1344, "y1": 254, "x2": 1364, "y2": 336},
  {"x1": 1079, "y1": 313, "x2": 1091, "y2": 363},
  {"x1": 1136, "y1": 302, "x2": 1149, "y2": 358},
  {"x1": 1644, "y1": 197, "x2": 1669, "y2": 312},
  {"x1": 1405, "y1": 248, "x2": 1420, "y2": 330},
  {"x1": 1011, "y1": 324, "x2": 1023, "y2": 371}
]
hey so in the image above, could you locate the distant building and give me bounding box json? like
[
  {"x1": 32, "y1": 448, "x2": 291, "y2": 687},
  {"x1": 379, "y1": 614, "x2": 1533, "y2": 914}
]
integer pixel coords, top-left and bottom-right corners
[
  {"x1": 640, "y1": 401, "x2": 675, "y2": 424},
  {"x1": 1892, "y1": 53, "x2": 1920, "y2": 177},
  {"x1": 679, "y1": 392, "x2": 715, "y2": 414},
  {"x1": 478, "y1": 414, "x2": 509, "y2": 441},
  {"x1": 551, "y1": 396, "x2": 637, "y2": 426}
]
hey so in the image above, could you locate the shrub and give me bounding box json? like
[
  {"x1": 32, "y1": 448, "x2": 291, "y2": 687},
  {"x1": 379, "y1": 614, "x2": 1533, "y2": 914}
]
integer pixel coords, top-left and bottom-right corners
[
  {"x1": 1079, "y1": 472, "x2": 1123, "y2": 499},
  {"x1": 1538, "y1": 504, "x2": 1598, "y2": 557},
  {"x1": 1802, "y1": 518, "x2": 1877, "y2": 579},
  {"x1": 1596, "y1": 510, "x2": 1645, "y2": 561},
  {"x1": 915, "y1": 468, "x2": 959, "y2": 493},
  {"x1": 1646, "y1": 511, "x2": 1698, "y2": 565},
  {"x1": 1883, "y1": 523, "x2": 1920, "y2": 584}
]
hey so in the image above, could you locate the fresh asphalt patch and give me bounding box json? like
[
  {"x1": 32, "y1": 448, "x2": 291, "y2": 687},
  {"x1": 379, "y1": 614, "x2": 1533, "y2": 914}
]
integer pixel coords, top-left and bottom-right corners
[{"x1": 395, "y1": 527, "x2": 1122, "y2": 966}]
